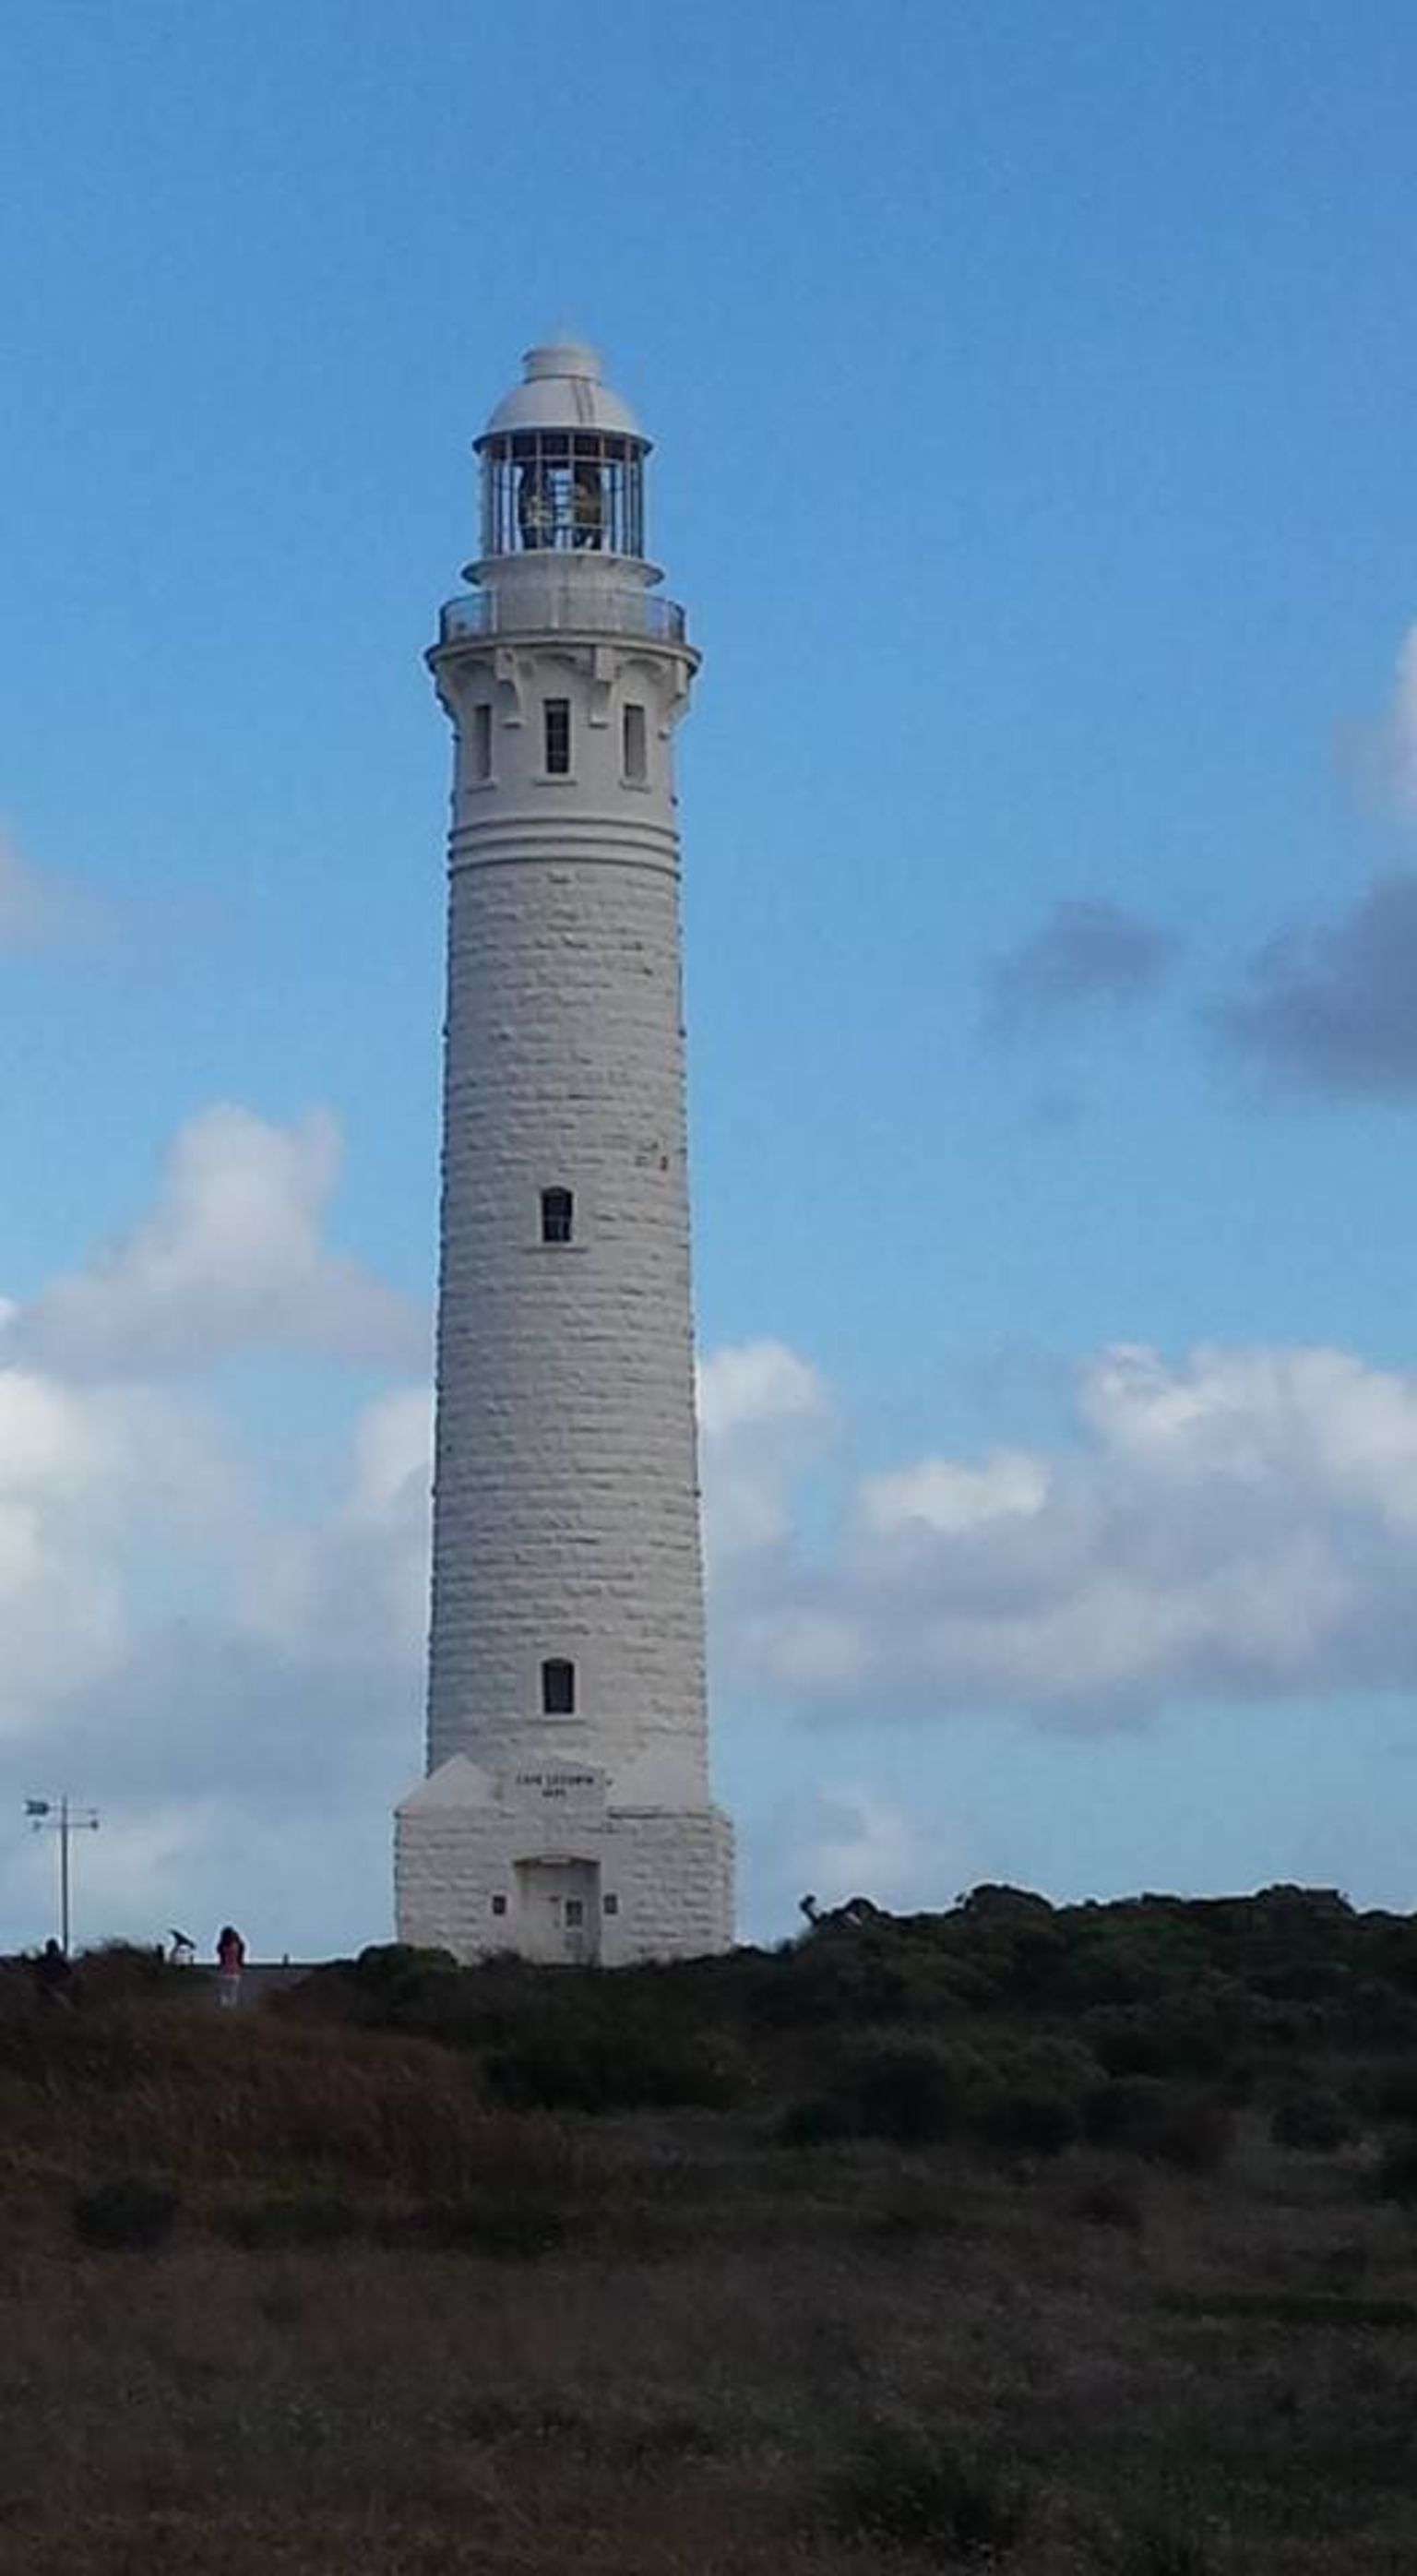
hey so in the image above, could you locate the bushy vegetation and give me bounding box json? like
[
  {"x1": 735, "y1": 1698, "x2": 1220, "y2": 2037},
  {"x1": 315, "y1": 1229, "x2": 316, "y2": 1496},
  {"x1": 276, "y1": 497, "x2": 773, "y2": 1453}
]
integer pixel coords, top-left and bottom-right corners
[{"x1": 6, "y1": 1882, "x2": 1417, "y2": 2568}]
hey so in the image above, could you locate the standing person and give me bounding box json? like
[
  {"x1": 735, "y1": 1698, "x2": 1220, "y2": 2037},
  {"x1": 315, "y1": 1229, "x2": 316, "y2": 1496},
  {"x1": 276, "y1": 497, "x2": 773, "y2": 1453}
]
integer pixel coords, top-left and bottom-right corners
[
  {"x1": 33, "y1": 1938, "x2": 73, "y2": 2005},
  {"x1": 215, "y1": 1923, "x2": 246, "y2": 2009}
]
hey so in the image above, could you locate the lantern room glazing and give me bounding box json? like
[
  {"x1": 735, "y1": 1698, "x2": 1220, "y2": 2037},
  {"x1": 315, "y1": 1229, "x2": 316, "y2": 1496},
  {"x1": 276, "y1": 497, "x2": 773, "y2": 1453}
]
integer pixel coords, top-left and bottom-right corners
[{"x1": 477, "y1": 426, "x2": 646, "y2": 560}]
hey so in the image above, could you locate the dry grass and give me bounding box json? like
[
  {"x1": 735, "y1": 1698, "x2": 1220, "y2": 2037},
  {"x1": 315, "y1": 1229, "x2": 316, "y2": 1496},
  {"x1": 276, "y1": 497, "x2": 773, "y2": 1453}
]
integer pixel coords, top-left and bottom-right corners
[{"x1": 1, "y1": 1949, "x2": 1416, "y2": 2571}]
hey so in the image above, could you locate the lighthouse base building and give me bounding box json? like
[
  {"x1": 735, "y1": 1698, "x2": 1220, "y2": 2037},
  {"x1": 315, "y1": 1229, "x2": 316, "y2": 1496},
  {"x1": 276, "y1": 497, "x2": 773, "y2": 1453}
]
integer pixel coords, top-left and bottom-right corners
[
  {"x1": 395, "y1": 340, "x2": 733, "y2": 1966},
  {"x1": 397, "y1": 1765, "x2": 732, "y2": 1966}
]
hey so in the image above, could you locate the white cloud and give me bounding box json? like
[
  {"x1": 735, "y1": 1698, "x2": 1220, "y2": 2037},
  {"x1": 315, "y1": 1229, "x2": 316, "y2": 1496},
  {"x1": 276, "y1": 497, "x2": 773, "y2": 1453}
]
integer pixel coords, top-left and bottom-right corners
[
  {"x1": 755, "y1": 1784, "x2": 966, "y2": 1922},
  {"x1": 236, "y1": 1384, "x2": 432, "y2": 1667},
  {"x1": 9, "y1": 1096, "x2": 1417, "y2": 1954},
  {"x1": 4, "y1": 1104, "x2": 427, "y2": 1378},
  {"x1": 862, "y1": 1450, "x2": 1049, "y2": 1536},
  {"x1": 696, "y1": 1340, "x2": 831, "y2": 1561},
  {"x1": 0, "y1": 1352, "x2": 426, "y2": 1954},
  {"x1": 707, "y1": 1338, "x2": 1417, "y2": 1719},
  {"x1": 0, "y1": 1366, "x2": 244, "y2": 1735}
]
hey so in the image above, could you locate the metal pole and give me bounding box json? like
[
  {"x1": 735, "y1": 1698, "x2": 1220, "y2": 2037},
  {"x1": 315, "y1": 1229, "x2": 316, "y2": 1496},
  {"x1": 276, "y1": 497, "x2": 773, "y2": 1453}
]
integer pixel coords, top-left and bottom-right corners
[{"x1": 60, "y1": 1796, "x2": 70, "y2": 1957}]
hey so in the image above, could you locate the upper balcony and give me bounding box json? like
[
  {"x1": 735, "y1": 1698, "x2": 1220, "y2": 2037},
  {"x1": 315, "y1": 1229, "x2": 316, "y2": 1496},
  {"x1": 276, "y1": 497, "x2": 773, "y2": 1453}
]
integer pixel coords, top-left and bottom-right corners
[{"x1": 436, "y1": 583, "x2": 687, "y2": 651}]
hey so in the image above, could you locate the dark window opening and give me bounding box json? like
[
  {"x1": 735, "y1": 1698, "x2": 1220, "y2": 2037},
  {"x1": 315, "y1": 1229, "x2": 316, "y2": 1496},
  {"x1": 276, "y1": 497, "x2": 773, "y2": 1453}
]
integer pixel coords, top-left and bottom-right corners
[
  {"x1": 542, "y1": 1657, "x2": 576, "y2": 1716},
  {"x1": 471, "y1": 702, "x2": 493, "y2": 781},
  {"x1": 564, "y1": 1898, "x2": 585, "y2": 1928},
  {"x1": 543, "y1": 698, "x2": 571, "y2": 775},
  {"x1": 622, "y1": 700, "x2": 648, "y2": 784},
  {"x1": 541, "y1": 1187, "x2": 574, "y2": 1245},
  {"x1": 491, "y1": 1894, "x2": 507, "y2": 1917},
  {"x1": 603, "y1": 1893, "x2": 619, "y2": 1917}
]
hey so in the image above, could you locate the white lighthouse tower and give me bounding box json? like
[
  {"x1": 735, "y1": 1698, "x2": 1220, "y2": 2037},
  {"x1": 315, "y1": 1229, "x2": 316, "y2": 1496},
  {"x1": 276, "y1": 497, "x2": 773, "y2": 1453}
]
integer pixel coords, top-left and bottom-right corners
[{"x1": 395, "y1": 340, "x2": 734, "y2": 1964}]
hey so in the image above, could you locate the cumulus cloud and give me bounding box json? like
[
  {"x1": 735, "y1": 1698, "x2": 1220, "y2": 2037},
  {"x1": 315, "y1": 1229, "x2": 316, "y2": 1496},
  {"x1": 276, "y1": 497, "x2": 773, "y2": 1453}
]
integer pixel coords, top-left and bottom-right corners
[
  {"x1": 0, "y1": 828, "x2": 101, "y2": 950},
  {"x1": 0, "y1": 1366, "x2": 244, "y2": 1735},
  {"x1": 1216, "y1": 874, "x2": 1417, "y2": 1099},
  {"x1": 0, "y1": 1097, "x2": 434, "y2": 1949},
  {"x1": 697, "y1": 1339, "x2": 832, "y2": 1561},
  {"x1": 983, "y1": 898, "x2": 1180, "y2": 1036},
  {"x1": 706, "y1": 1336, "x2": 1417, "y2": 1721},
  {"x1": 779, "y1": 1785, "x2": 965, "y2": 1916},
  {"x1": 13, "y1": 1086, "x2": 1417, "y2": 1952},
  {"x1": 0, "y1": 1358, "x2": 428, "y2": 1955},
  {"x1": 236, "y1": 1385, "x2": 432, "y2": 1668},
  {"x1": 5, "y1": 1104, "x2": 428, "y2": 1377}
]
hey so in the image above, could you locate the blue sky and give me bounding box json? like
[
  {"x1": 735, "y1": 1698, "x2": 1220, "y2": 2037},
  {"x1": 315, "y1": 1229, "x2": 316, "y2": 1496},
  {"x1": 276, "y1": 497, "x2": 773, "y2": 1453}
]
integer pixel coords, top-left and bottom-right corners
[{"x1": 4, "y1": 0, "x2": 1417, "y2": 1953}]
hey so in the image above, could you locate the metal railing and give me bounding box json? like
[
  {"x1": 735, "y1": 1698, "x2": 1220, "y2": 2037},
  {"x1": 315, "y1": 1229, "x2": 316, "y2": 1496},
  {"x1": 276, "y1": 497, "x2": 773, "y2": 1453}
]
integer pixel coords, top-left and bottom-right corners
[{"x1": 437, "y1": 587, "x2": 687, "y2": 649}]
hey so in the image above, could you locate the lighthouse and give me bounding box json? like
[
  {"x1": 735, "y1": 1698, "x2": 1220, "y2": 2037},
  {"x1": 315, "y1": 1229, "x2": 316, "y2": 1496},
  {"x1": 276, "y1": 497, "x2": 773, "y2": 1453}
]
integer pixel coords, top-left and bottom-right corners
[{"x1": 395, "y1": 341, "x2": 734, "y2": 1964}]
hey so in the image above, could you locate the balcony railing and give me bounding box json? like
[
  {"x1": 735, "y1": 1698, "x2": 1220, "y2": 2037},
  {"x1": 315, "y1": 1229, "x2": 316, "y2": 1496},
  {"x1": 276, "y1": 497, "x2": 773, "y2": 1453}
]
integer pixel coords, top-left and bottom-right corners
[{"x1": 436, "y1": 587, "x2": 687, "y2": 649}]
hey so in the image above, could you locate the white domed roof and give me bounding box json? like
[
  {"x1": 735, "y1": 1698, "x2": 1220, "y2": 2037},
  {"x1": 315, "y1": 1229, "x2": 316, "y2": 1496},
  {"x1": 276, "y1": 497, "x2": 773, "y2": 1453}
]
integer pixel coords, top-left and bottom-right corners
[{"x1": 479, "y1": 340, "x2": 645, "y2": 443}]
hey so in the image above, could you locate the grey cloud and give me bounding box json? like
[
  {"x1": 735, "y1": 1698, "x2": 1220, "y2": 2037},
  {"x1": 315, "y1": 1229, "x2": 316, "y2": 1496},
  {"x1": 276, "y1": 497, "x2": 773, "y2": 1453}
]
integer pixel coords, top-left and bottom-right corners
[
  {"x1": 1217, "y1": 875, "x2": 1417, "y2": 1099},
  {"x1": 984, "y1": 900, "x2": 1181, "y2": 1036}
]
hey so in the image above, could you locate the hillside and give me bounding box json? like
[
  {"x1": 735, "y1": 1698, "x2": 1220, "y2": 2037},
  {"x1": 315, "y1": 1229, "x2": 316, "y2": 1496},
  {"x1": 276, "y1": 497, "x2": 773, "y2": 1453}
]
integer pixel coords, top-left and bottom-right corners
[{"x1": 3, "y1": 1886, "x2": 1417, "y2": 2573}]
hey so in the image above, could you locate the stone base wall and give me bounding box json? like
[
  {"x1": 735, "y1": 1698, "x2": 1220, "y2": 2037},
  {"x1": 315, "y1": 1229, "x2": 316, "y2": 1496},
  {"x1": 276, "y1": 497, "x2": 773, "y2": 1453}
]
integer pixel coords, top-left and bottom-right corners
[{"x1": 395, "y1": 1786, "x2": 733, "y2": 1965}]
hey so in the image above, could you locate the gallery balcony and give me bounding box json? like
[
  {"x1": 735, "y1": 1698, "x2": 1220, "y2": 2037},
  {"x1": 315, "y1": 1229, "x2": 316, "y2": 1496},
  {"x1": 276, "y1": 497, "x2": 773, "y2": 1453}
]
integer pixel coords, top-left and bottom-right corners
[{"x1": 435, "y1": 583, "x2": 688, "y2": 651}]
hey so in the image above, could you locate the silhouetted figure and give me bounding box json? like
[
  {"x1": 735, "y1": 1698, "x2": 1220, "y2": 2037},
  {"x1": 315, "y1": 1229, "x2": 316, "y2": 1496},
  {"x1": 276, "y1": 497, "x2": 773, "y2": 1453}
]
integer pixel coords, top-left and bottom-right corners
[
  {"x1": 216, "y1": 1923, "x2": 246, "y2": 2009},
  {"x1": 34, "y1": 1938, "x2": 72, "y2": 2004}
]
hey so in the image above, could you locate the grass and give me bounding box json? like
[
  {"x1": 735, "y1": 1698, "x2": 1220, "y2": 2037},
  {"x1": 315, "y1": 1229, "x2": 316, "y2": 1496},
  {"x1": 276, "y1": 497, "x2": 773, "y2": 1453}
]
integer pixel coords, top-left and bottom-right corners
[{"x1": 5, "y1": 1902, "x2": 1417, "y2": 2570}]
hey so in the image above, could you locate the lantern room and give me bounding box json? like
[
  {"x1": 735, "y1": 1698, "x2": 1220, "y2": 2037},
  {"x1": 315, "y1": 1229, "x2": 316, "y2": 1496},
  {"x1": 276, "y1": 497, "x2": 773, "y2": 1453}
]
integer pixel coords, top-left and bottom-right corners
[{"x1": 475, "y1": 341, "x2": 649, "y2": 562}]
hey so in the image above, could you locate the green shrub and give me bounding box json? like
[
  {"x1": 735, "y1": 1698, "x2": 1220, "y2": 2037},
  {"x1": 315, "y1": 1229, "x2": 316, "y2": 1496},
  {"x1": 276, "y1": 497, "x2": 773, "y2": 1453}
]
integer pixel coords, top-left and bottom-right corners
[
  {"x1": 352, "y1": 1942, "x2": 458, "y2": 1986},
  {"x1": 72, "y1": 2173, "x2": 180, "y2": 2250},
  {"x1": 485, "y1": 2012, "x2": 737, "y2": 2113},
  {"x1": 840, "y1": 2043, "x2": 964, "y2": 2146},
  {"x1": 73, "y1": 1941, "x2": 186, "y2": 2004},
  {"x1": 1269, "y1": 2089, "x2": 1353, "y2": 2153},
  {"x1": 973, "y1": 2085, "x2": 1078, "y2": 2158},
  {"x1": 1083, "y1": 2076, "x2": 1171, "y2": 2150},
  {"x1": 1083, "y1": 2079, "x2": 1233, "y2": 2172},
  {"x1": 1087, "y1": 2000, "x2": 1235, "y2": 2081}
]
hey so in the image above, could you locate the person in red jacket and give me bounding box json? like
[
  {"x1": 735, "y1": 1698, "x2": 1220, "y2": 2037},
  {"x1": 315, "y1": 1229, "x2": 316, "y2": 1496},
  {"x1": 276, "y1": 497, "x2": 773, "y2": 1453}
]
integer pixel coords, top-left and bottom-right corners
[{"x1": 215, "y1": 1923, "x2": 246, "y2": 2009}]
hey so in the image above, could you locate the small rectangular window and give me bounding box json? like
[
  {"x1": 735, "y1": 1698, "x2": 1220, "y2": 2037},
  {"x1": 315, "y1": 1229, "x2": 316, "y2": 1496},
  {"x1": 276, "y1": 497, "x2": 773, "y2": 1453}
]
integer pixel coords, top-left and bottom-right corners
[
  {"x1": 541, "y1": 1187, "x2": 574, "y2": 1245},
  {"x1": 543, "y1": 698, "x2": 571, "y2": 775},
  {"x1": 622, "y1": 701, "x2": 648, "y2": 784},
  {"x1": 603, "y1": 1892, "x2": 619, "y2": 1917},
  {"x1": 471, "y1": 702, "x2": 493, "y2": 781},
  {"x1": 564, "y1": 1899, "x2": 585, "y2": 1928},
  {"x1": 542, "y1": 1657, "x2": 576, "y2": 1715},
  {"x1": 491, "y1": 1894, "x2": 507, "y2": 1918}
]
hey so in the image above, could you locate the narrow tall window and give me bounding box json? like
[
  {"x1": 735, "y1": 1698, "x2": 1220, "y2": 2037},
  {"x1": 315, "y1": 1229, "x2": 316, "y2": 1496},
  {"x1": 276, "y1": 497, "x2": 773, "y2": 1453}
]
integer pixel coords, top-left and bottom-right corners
[
  {"x1": 541, "y1": 1187, "x2": 574, "y2": 1245},
  {"x1": 622, "y1": 701, "x2": 648, "y2": 784},
  {"x1": 543, "y1": 698, "x2": 571, "y2": 775},
  {"x1": 471, "y1": 702, "x2": 493, "y2": 781},
  {"x1": 542, "y1": 1657, "x2": 576, "y2": 1716}
]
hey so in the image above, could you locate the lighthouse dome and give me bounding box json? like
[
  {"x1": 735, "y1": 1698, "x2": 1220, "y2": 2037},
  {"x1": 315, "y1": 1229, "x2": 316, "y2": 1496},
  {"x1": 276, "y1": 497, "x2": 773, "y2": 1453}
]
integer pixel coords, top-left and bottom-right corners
[
  {"x1": 474, "y1": 340, "x2": 650, "y2": 562},
  {"x1": 479, "y1": 341, "x2": 644, "y2": 445}
]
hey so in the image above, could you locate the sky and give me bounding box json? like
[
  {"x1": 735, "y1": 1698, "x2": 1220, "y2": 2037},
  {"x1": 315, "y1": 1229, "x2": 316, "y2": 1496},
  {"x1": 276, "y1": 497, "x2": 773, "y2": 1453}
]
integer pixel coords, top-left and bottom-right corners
[{"x1": 4, "y1": 0, "x2": 1417, "y2": 1955}]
